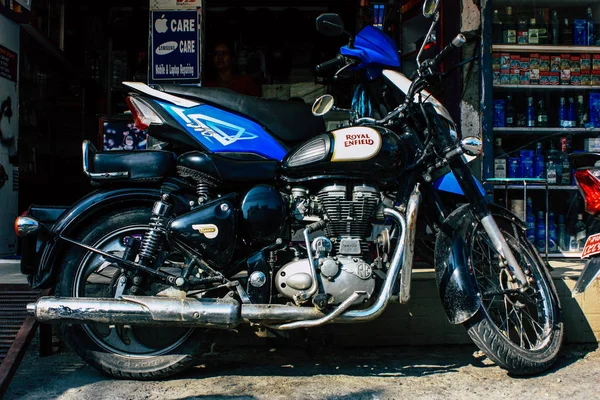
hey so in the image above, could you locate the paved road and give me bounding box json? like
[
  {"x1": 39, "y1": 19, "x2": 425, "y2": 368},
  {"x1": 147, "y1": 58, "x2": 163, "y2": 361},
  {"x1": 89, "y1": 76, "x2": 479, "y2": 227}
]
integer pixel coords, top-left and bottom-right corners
[{"x1": 4, "y1": 332, "x2": 600, "y2": 400}]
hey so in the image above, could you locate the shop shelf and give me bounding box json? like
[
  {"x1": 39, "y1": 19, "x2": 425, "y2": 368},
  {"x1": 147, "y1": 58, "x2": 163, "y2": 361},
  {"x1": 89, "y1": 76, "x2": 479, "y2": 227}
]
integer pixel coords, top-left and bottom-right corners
[
  {"x1": 493, "y1": 85, "x2": 600, "y2": 90},
  {"x1": 492, "y1": 44, "x2": 600, "y2": 54},
  {"x1": 493, "y1": 185, "x2": 578, "y2": 191},
  {"x1": 493, "y1": 128, "x2": 600, "y2": 135}
]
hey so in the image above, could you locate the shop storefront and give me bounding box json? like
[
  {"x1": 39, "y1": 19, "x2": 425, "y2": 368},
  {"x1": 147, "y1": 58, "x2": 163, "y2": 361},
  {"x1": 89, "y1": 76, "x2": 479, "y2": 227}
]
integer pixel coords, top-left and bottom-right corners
[{"x1": 483, "y1": 1, "x2": 600, "y2": 258}]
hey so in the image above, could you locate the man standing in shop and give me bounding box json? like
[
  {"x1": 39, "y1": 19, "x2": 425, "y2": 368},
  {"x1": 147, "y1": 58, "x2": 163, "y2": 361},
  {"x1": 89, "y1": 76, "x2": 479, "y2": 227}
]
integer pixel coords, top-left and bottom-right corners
[{"x1": 204, "y1": 41, "x2": 262, "y2": 97}]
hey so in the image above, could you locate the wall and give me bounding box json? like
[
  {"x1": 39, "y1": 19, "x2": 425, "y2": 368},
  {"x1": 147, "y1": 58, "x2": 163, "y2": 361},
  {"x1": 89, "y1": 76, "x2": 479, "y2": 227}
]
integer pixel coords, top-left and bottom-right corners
[
  {"x1": 0, "y1": 13, "x2": 19, "y2": 255},
  {"x1": 460, "y1": 0, "x2": 483, "y2": 178}
]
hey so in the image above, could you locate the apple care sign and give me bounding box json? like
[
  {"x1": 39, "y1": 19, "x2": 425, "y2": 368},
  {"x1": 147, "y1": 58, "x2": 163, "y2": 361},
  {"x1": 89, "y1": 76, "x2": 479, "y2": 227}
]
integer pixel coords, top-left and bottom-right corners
[{"x1": 151, "y1": 10, "x2": 200, "y2": 81}]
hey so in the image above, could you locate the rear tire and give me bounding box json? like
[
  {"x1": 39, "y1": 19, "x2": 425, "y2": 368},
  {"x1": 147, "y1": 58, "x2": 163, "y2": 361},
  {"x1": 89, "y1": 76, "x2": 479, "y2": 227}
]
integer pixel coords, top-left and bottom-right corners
[
  {"x1": 461, "y1": 207, "x2": 564, "y2": 375},
  {"x1": 56, "y1": 207, "x2": 212, "y2": 380}
]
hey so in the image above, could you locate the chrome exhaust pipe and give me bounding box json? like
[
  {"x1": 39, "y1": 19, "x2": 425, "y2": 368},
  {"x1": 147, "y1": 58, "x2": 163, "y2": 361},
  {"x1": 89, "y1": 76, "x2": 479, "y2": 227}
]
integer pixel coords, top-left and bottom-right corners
[
  {"x1": 27, "y1": 295, "x2": 242, "y2": 329},
  {"x1": 27, "y1": 209, "x2": 407, "y2": 331},
  {"x1": 399, "y1": 185, "x2": 421, "y2": 304}
]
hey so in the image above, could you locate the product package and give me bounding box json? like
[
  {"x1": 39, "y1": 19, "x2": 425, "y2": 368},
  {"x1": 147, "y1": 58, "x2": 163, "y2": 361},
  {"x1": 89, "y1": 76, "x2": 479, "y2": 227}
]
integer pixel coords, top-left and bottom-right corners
[
  {"x1": 571, "y1": 56, "x2": 581, "y2": 73},
  {"x1": 593, "y1": 70, "x2": 600, "y2": 86},
  {"x1": 530, "y1": 53, "x2": 540, "y2": 69},
  {"x1": 540, "y1": 55, "x2": 550, "y2": 72},
  {"x1": 500, "y1": 69, "x2": 510, "y2": 84},
  {"x1": 560, "y1": 69, "x2": 570, "y2": 85},
  {"x1": 573, "y1": 19, "x2": 587, "y2": 45},
  {"x1": 520, "y1": 70, "x2": 530, "y2": 85},
  {"x1": 590, "y1": 92, "x2": 600, "y2": 127},
  {"x1": 520, "y1": 57, "x2": 530, "y2": 72},
  {"x1": 510, "y1": 69, "x2": 521, "y2": 84},
  {"x1": 494, "y1": 99, "x2": 506, "y2": 127},
  {"x1": 493, "y1": 53, "x2": 501, "y2": 70},
  {"x1": 501, "y1": 53, "x2": 511, "y2": 69},
  {"x1": 540, "y1": 72, "x2": 550, "y2": 85},
  {"x1": 551, "y1": 55, "x2": 561, "y2": 72},
  {"x1": 530, "y1": 68, "x2": 540, "y2": 84},
  {"x1": 510, "y1": 55, "x2": 521, "y2": 69},
  {"x1": 571, "y1": 72, "x2": 581, "y2": 85},
  {"x1": 581, "y1": 54, "x2": 591, "y2": 71},
  {"x1": 593, "y1": 54, "x2": 600, "y2": 70},
  {"x1": 582, "y1": 73, "x2": 591, "y2": 86}
]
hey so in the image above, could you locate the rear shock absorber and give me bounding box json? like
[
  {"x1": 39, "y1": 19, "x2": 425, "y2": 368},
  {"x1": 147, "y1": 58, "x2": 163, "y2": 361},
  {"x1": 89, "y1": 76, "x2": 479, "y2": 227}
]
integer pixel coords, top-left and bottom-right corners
[{"x1": 138, "y1": 193, "x2": 172, "y2": 265}]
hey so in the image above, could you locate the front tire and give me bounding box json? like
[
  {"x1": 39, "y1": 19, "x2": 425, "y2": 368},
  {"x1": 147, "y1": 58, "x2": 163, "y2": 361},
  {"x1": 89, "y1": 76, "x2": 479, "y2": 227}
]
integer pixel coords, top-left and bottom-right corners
[
  {"x1": 462, "y1": 207, "x2": 564, "y2": 375},
  {"x1": 56, "y1": 207, "x2": 211, "y2": 380}
]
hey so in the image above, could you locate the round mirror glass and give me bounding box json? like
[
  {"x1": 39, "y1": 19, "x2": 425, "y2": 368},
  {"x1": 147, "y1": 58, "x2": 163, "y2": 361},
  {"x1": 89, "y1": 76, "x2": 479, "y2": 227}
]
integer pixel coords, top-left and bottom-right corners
[
  {"x1": 423, "y1": 0, "x2": 440, "y2": 18},
  {"x1": 312, "y1": 95, "x2": 335, "y2": 116}
]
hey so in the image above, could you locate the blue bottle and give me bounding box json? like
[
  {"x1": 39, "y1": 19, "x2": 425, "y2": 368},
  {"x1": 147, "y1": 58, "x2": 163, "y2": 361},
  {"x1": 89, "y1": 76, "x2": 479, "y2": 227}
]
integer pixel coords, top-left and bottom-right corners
[
  {"x1": 548, "y1": 211, "x2": 557, "y2": 252},
  {"x1": 558, "y1": 97, "x2": 567, "y2": 128},
  {"x1": 534, "y1": 142, "x2": 545, "y2": 178},
  {"x1": 568, "y1": 97, "x2": 576, "y2": 127},
  {"x1": 520, "y1": 150, "x2": 534, "y2": 178},
  {"x1": 536, "y1": 211, "x2": 546, "y2": 253},
  {"x1": 526, "y1": 197, "x2": 536, "y2": 243},
  {"x1": 527, "y1": 97, "x2": 535, "y2": 127}
]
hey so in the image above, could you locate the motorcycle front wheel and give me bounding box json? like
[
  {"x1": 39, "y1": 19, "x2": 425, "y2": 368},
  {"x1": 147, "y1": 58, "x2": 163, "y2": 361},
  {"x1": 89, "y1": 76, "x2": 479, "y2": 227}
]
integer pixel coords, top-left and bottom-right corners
[
  {"x1": 461, "y1": 207, "x2": 564, "y2": 375},
  {"x1": 55, "y1": 207, "x2": 213, "y2": 379}
]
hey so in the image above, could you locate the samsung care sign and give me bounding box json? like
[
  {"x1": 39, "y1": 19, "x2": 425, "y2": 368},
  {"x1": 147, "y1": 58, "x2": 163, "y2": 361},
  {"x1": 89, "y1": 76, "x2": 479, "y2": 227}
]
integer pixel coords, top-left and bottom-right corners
[{"x1": 151, "y1": 9, "x2": 200, "y2": 81}]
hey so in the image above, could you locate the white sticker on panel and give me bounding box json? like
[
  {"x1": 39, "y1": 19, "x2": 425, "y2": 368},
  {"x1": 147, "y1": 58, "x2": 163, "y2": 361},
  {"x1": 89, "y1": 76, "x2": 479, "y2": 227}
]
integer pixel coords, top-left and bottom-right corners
[{"x1": 331, "y1": 127, "x2": 382, "y2": 162}]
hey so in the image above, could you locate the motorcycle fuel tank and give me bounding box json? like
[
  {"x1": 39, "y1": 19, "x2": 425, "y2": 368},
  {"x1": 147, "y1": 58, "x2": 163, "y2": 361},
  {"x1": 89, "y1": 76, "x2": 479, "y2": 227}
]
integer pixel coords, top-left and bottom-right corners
[{"x1": 281, "y1": 126, "x2": 404, "y2": 180}]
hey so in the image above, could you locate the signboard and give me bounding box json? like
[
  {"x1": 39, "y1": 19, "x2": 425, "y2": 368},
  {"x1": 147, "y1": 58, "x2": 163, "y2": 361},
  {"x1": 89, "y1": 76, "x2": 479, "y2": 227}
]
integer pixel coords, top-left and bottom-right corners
[
  {"x1": 150, "y1": 0, "x2": 201, "y2": 10},
  {"x1": 0, "y1": 13, "x2": 19, "y2": 255},
  {"x1": 151, "y1": 10, "x2": 200, "y2": 81},
  {"x1": 0, "y1": 44, "x2": 18, "y2": 83}
]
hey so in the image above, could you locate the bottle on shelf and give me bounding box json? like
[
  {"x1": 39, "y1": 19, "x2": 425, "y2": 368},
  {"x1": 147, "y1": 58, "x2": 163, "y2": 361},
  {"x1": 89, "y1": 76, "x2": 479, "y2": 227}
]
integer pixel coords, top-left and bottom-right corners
[
  {"x1": 505, "y1": 95, "x2": 514, "y2": 127},
  {"x1": 517, "y1": 14, "x2": 529, "y2": 44},
  {"x1": 576, "y1": 95, "x2": 588, "y2": 128},
  {"x1": 560, "y1": 137, "x2": 571, "y2": 185},
  {"x1": 536, "y1": 210, "x2": 546, "y2": 253},
  {"x1": 492, "y1": 9, "x2": 503, "y2": 44},
  {"x1": 534, "y1": 142, "x2": 545, "y2": 179},
  {"x1": 537, "y1": 98, "x2": 548, "y2": 127},
  {"x1": 503, "y1": 6, "x2": 517, "y2": 44},
  {"x1": 557, "y1": 214, "x2": 567, "y2": 252},
  {"x1": 561, "y1": 18, "x2": 573, "y2": 45},
  {"x1": 548, "y1": 211, "x2": 558, "y2": 252},
  {"x1": 529, "y1": 18, "x2": 540, "y2": 44},
  {"x1": 551, "y1": 10, "x2": 560, "y2": 45},
  {"x1": 526, "y1": 197, "x2": 536, "y2": 243},
  {"x1": 559, "y1": 97, "x2": 568, "y2": 128},
  {"x1": 573, "y1": 213, "x2": 587, "y2": 251},
  {"x1": 568, "y1": 97, "x2": 576, "y2": 128},
  {"x1": 587, "y1": 7, "x2": 595, "y2": 46},
  {"x1": 547, "y1": 160, "x2": 557, "y2": 184},
  {"x1": 538, "y1": 8, "x2": 549, "y2": 45},
  {"x1": 494, "y1": 137, "x2": 508, "y2": 178},
  {"x1": 527, "y1": 96, "x2": 536, "y2": 127}
]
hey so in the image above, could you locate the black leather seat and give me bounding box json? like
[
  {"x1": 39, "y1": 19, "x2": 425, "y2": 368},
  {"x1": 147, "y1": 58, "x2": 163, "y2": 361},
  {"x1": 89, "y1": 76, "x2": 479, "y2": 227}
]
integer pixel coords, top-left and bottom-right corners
[{"x1": 154, "y1": 85, "x2": 326, "y2": 146}]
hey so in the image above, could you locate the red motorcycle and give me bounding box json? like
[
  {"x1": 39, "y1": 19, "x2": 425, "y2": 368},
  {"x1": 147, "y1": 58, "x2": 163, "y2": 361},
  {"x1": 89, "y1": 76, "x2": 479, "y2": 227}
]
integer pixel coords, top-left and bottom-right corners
[{"x1": 571, "y1": 153, "x2": 600, "y2": 294}]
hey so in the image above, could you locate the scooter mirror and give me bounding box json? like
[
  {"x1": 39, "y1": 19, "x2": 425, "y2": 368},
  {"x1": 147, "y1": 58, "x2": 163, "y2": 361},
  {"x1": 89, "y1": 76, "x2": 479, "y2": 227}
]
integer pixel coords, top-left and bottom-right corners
[
  {"x1": 312, "y1": 94, "x2": 335, "y2": 116},
  {"x1": 316, "y1": 14, "x2": 345, "y2": 37},
  {"x1": 423, "y1": 0, "x2": 440, "y2": 18}
]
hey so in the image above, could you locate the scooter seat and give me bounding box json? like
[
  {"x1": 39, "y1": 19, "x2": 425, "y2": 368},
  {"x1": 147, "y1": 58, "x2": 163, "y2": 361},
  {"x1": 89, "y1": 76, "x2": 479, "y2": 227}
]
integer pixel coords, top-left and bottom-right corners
[{"x1": 154, "y1": 85, "x2": 326, "y2": 146}]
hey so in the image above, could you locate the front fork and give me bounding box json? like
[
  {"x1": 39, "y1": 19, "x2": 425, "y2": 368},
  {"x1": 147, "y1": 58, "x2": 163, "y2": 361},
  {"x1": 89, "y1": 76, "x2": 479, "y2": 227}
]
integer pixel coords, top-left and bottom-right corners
[{"x1": 448, "y1": 154, "x2": 529, "y2": 287}]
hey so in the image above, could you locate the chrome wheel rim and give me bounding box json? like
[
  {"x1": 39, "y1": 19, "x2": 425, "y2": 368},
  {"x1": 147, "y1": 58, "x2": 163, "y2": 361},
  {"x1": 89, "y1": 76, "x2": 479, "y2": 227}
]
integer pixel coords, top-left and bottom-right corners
[
  {"x1": 73, "y1": 225, "x2": 193, "y2": 357},
  {"x1": 469, "y1": 223, "x2": 554, "y2": 351}
]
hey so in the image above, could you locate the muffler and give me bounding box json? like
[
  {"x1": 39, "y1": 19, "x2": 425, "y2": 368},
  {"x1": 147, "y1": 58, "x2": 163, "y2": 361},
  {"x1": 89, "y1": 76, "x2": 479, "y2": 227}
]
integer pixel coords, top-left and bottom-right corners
[{"x1": 27, "y1": 295, "x2": 242, "y2": 328}]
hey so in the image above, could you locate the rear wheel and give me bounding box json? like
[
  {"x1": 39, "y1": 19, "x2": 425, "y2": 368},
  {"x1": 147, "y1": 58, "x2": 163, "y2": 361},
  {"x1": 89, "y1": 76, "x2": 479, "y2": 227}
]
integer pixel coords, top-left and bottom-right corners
[
  {"x1": 463, "y1": 208, "x2": 563, "y2": 375},
  {"x1": 56, "y1": 208, "x2": 212, "y2": 379}
]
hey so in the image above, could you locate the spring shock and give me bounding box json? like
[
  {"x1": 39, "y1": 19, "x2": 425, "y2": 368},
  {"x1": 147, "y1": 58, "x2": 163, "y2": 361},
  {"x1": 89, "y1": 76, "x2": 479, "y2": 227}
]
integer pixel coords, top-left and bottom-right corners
[
  {"x1": 196, "y1": 182, "x2": 211, "y2": 204},
  {"x1": 138, "y1": 194, "x2": 172, "y2": 264}
]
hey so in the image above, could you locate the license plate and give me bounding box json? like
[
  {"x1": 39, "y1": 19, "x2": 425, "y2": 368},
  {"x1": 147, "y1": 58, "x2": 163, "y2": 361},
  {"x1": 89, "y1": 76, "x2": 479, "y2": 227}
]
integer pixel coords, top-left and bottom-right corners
[{"x1": 581, "y1": 233, "x2": 600, "y2": 258}]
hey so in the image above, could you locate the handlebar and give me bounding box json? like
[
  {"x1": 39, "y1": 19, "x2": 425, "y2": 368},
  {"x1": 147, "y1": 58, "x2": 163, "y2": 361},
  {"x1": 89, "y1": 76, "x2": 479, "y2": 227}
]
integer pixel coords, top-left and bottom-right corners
[
  {"x1": 315, "y1": 54, "x2": 347, "y2": 73},
  {"x1": 428, "y1": 33, "x2": 466, "y2": 69}
]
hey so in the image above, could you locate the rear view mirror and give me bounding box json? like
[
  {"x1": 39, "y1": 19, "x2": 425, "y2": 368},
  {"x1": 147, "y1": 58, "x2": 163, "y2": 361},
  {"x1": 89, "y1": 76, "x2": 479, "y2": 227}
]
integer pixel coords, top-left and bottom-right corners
[
  {"x1": 316, "y1": 14, "x2": 345, "y2": 37},
  {"x1": 312, "y1": 95, "x2": 335, "y2": 116},
  {"x1": 423, "y1": 0, "x2": 440, "y2": 18}
]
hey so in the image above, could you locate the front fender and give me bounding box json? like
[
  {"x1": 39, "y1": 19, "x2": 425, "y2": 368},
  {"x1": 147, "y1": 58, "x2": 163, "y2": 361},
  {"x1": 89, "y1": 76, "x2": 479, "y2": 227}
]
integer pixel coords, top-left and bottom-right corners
[
  {"x1": 32, "y1": 187, "x2": 189, "y2": 289},
  {"x1": 434, "y1": 203, "x2": 526, "y2": 324}
]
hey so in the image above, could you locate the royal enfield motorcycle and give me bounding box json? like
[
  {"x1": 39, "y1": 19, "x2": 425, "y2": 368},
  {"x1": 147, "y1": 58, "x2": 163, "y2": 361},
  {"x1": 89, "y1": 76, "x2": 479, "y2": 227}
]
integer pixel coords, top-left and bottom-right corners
[{"x1": 17, "y1": 0, "x2": 563, "y2": 379}]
